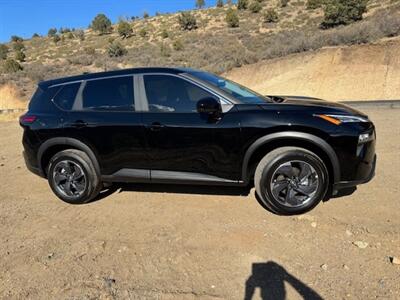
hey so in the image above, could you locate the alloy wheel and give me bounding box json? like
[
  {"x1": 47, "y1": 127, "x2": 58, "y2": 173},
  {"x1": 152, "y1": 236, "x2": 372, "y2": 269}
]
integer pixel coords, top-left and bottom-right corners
[{"x1": 52, "y1": 160, "x2": 87, "y2": 198}]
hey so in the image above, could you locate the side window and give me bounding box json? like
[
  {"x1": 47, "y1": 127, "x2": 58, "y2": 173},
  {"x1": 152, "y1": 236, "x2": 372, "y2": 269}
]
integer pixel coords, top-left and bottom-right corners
[
  {"x1": 143, "y1": 75, "x2": 215, "y2": 113},
  {"x1": 82, "y1": 76, "x2": 134, "y2": 111},
  {"x1": 53, "y1": 83, "x2": 80, "y2": 111}
]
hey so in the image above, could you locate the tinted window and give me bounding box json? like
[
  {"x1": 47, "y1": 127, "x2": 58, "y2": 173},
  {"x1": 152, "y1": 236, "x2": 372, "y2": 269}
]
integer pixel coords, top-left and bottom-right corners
[
  {"x1": 53, "y1": 83, "x2": 80, "y2": 110},
  {"x1": 144, "y1": 75, "x2": 214, "y2": 113},
  {"x1": 82, "y1": 76, "x2": 134, "y2": 111},
  {"x1": 29, "y1": 85, "x2": 60, "y2": 112}
]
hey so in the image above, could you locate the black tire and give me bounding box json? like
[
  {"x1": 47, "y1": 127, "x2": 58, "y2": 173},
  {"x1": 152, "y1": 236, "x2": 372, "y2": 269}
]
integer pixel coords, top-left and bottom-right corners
[
  {"x1": 255, "y1": 147, "x2": 329, "y2": 215},
  {"x1": 47, "y1": 149, "x2": 101, "y2": 204}
]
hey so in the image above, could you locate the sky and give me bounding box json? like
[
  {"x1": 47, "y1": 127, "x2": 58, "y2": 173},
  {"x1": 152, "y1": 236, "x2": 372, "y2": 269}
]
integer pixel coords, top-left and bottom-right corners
[{"x1": 0, "y1": 0, "x2": 221, "y2": 43}]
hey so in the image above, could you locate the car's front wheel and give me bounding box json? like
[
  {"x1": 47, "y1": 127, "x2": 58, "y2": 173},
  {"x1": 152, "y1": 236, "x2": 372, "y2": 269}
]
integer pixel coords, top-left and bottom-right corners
[
  {"x1": 255, "y1": 147, "x2": 329, "y2": 215},
  {"x1": 47, "y1": 149, "x2": 101, "y2": 204}
]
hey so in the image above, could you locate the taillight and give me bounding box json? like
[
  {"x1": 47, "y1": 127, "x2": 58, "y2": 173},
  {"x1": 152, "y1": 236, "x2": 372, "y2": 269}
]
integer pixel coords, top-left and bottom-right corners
[{"x1": 19, "y1": 114, "x2": 37, "y2": 124}]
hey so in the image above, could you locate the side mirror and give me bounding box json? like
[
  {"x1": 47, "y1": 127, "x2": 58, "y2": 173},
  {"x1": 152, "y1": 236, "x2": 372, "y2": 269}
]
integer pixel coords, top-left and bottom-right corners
[{"x1": 197, "y1": 97, "x2": 221, "y2": 115}]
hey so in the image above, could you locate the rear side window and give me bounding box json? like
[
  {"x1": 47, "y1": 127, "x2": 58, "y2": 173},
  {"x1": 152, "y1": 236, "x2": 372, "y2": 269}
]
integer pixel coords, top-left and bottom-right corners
[
  {"x1": 53, "y1": 83, "x2": 80, "y2": 111},
  {"x1": 82, "y1": 76, "x2": 134, "y2": 111},
  {"x1": 29, "y1": 85, "x2": 60, "y2": 112}
]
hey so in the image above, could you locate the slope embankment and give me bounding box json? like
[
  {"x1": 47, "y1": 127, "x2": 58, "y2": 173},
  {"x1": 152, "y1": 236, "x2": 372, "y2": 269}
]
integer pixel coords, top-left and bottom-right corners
[{"x1": 225, "y1": 38, "x2": 400, "y2": 101}]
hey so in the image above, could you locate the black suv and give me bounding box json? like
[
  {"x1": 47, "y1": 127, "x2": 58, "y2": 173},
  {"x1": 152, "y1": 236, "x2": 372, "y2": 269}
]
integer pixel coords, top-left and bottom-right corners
[{"x1": 20, "y1": 67, "x2": 376, "y2": 215}]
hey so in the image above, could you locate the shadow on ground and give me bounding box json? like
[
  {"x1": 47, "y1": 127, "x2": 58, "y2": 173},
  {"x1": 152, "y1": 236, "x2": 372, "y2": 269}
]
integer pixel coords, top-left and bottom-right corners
[{"x1": 244, "y1": 261, "x2": 323, "y2": 300}]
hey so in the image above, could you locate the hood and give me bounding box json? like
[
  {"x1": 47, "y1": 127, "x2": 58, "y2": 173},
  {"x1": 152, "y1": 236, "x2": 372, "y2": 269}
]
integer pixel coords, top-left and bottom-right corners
[{"x1": 266, "y1": 95, "x2": 366, "y2": 116}]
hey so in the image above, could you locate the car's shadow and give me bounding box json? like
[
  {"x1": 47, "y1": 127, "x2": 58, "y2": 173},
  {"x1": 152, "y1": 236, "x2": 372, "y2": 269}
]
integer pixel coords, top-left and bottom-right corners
[{"x1": 91, "y1": 182, "x2": 252, "y2": 203}]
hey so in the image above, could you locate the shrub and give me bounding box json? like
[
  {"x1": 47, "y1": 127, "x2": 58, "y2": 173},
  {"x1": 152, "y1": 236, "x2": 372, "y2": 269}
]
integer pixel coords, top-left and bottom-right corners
[
  {"x1": 53, "y1": 34, "x2": 61, "y2": 44},
  {"x1": 15, "y1": 50, "x2": 25, "y2": 62},
  {"x1": 196, "y1": 0, "x2": 205, "y2": 9},
  {"x1": 13, "y1": 41, "x2": 25, "y2": 51},
  {"x1": 237, "y1": 0, "x2": 248, "y2": 10},
  {"x1": 32, "y1": 33, "x2": 40, "y2": 38},
  {"x1": 107, "y1": 41, "x2": 126, "y2": 57},
  {"x1": 307, "y1": 0, "x2": 324, "y2": 10},
  {"x1": 143, "y1": 11, "x2": 149, "y2": 18},
  {"x1": 0, "y1": 44, "x2": 8, "y2": 60},
  {"x1": 249, "y1": 1, "x2": 262, "y2": 13},
  {"x1": 84, "y1": 46, "x2": 96, "y2": 55},
  {"x1": 67, "y1": 32, "x2": 74, "y2": 39},
  {"x1": 178, "y1": 12, "x2": 197, "y2": 30},
  {"x1": 173, "y1": 39, "x2": 184, "y2": 51},
  {"x1": 48, "y1": 28, "x2": 57, "y2": 37},
  {"x1": 75, "y1": 29, "x2": 85, "y2": 41},
  {"x1": 2, "y1": 58, "x2": 23, "y2": 73},
  {"x1": 139, "y1": 28, "x2": 148, "y2": 38},
  {"x1": 161, "y1": 29, "x2": 169, "y2": 39},
  {"x1": 217, "y1": 0, "x2": 224, "y2": 7},
  {"x1": 118, "y1": 20, "x2": 133, "y2": 38},
  {"x1": 280, "y1": 0, "x2": 289, "y2": 7},
  {"x1": 91, "y1": 13, "x2": 112, "y2": 34},
  {"x1": 160, "y1": 43, "x2": 171, "y2": 57},
  {"x1": 264, "y1": 9, "x2": 279, "y2": 23},
  {"x1": 321, "y1": 0, "x2": 368, "y2": 28},
  {"x1": 226, "y1": 8, "x2": 239, "y2": 27}
]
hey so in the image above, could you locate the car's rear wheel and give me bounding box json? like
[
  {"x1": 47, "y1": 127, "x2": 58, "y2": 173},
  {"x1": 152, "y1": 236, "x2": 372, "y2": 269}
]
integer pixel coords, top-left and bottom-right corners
[
  {"x1": 47, "y1": 149, "x2": 101, "y2": 204},
  {"x1": 255, "y1": 147, "x2": 329, "y2": 215}
]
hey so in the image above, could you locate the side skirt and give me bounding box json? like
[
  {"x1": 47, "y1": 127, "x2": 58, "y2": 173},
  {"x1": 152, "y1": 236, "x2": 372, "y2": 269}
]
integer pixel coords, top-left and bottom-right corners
[{"x1": 102, "y1": 169, "x2": 245, "y2": 186}]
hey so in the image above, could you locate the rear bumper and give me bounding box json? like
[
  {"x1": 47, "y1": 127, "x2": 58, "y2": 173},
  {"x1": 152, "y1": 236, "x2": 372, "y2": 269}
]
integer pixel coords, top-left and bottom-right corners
[
  {"x1": 333, "y1": 154, "x2": 376, "y2": 191},
  {"x1": 23, "y1": 151, "x2": 44, "y2": 178}
]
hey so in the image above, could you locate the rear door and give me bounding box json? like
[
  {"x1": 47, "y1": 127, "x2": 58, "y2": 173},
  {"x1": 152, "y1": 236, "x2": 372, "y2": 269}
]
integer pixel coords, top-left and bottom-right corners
[
  {"x1": 62, "y1": 75, "x2": 148, "y2": 177},
  {"x1": 140, "y1": 74, "x2": 242, "y2": 182}
]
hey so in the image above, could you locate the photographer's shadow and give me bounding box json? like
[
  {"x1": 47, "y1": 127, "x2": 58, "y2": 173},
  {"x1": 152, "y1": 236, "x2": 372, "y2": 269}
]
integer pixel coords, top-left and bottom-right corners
[{"x1": 245, "y1": 261, "x2": 323, "y2": 300}]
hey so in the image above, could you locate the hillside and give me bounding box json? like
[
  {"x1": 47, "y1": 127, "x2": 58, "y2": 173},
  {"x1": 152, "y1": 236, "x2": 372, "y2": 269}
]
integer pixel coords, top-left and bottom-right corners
[
  {"x1": 226, "y1": 37, "x2": 400, "y2": 101},
  {"x1": 1, "y1": 0, "x2": 400, "y2": 105}
]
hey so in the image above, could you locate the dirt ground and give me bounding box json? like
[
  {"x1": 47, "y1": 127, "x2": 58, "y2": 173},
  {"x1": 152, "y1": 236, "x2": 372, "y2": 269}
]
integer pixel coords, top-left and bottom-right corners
[{"x1": 0, "y1": 106, "x2": 399, "y2": 300}]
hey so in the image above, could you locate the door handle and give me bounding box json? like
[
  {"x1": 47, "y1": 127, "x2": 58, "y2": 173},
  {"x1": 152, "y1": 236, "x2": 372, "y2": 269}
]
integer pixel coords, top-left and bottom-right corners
[
  {"x1": 149, "y1": 122, "x2": 165, "y2": 131},
  {"x1": 69, "y1": 120, "x2": 89, "y2": 128}
]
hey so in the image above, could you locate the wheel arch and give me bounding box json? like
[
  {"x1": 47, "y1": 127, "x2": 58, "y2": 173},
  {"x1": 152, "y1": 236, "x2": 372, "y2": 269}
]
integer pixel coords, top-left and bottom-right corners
[
  {"x1": 37, "y1": 137, "x2": 100, "y2": 177},
  {"x1": 242, "y1": 132, "x2": 340, "y2": 185}
]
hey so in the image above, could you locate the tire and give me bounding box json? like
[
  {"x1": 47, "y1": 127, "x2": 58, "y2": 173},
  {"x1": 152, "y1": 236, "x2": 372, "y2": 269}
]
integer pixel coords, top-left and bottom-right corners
[
  {"x1": 255, "y1": 147, "x2": 329, "y2": 215},
  {"x1": 47, "y1": 149, "x2": 101, "y2": 204}
]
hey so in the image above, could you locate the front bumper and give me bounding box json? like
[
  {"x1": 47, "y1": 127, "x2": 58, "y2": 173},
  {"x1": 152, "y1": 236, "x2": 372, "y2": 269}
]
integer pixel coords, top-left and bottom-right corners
[{"x1": 333, "y1": 154, "x2": 376, "y2": 191}]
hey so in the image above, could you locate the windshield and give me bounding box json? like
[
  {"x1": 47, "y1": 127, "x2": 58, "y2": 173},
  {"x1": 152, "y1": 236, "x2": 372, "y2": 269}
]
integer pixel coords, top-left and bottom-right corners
[{"x1": 189, "y1": 71, "x2": 270, "y2": 104}]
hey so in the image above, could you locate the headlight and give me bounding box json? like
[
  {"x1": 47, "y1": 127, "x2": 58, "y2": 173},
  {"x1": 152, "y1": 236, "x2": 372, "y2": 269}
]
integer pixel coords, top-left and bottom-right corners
[{"x1": 315, "y1": 114, "x2": 369, "y2": 125}]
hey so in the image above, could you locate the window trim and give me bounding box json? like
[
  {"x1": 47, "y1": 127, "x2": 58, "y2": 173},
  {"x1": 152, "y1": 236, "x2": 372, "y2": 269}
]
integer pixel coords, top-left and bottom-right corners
[
  {"x1": 70, "y1": 75, "x2": 136, "y2": 112},
  {"x1": 138, "y1": 73, "x2": 234, "y2": 113},
  {"x1": 50, "y1": 82, "x2": 81, "y2": 112}
]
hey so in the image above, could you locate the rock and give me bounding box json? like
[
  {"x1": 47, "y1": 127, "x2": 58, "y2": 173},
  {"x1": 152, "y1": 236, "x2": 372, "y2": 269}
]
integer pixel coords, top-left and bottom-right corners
[
  {"x1": 0, "y1": 163, "x2": 4, "y2": 167},
  {"x1": 311, "y1": 222, "x2": 317, "y2": 228},
  {"x1": 390, "y1": 256, "x2": 400, "y2": 265},
  {"x1": 345, "y1": 230, "x2": 353, "y2": 236},
  {"x1": 103, "y1": 277, "x2": 116, "y2": 288},
  {"x1": 353, "y1": 241, "x2": 369, "y2": 249},
  {"x1": 343, "y1": 264, "x2": 350, "y2": 270},
  {"x1": 47, "y1": 253, "x2": 54, "y2": 259},
  {"x1": 320, "y1": 264, "x2": 328, "y2": 271}
]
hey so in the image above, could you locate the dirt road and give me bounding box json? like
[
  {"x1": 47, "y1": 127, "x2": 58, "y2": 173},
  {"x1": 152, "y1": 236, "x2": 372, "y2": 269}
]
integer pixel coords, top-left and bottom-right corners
[{"x1": 0, "y1": 106, "x2": 399, "y2": 299}]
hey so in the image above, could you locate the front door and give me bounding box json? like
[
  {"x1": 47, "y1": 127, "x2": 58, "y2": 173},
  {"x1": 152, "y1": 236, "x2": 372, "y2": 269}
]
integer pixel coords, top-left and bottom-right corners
[{"x1": 140, "y1": 74, "x2": 242, "y2": 182}]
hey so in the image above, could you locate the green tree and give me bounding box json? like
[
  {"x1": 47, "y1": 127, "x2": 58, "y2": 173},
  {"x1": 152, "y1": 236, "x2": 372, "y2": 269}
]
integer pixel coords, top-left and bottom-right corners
[
  {"x1": 226, "y1": 8, "x2": 239, "y2": 27},
  {"x1": 196, "y1": 0, "x2": 205, "y2": 9},
  {"x1": 237, "y1": 0, "x2": 248, "y2": 10},
  {"x1": 118, "y1": 20, "x2": 133, "y2": 38},
  {"x1": 15, "y1": 50, "x2": 25, "y2": 62},
  {"x1": 91, "y1": 13, "x2": 112, "y2": 35},
  {"x1": 321, "y1": 0, "x2": 367, "y2": 28},
  {"x1": 48, "y1": 28, "x2": 57, "y2": 37},
  {"x1": 107, "y1": 41, "x2": 127, "y2": 57},
  {"x1": 11, "y1": 35, "x2": 23, "y2": 42},
  {"x1": 217, "y1": 0, "x2": 224, "y2": 7},
  {"x1": 2, "y1": 58, "x2": 23, "y2": 73},
  {"x1": 178, "y1": 12, "x2": 197, "y2": 30},
  {"x1": 143, "y1": 11, "x2": 149, "y2": 18},
  {"x1": 0, "y1": 44, "x2": 9, "y2": 60},
  {"x1": 249, "y1": 1, "x2": 262, "y2": 13},
  {"x1": 32, "y1": 33, "x2": 40, "y2": 38},
  {"x1": 264, "y1": 8, "x2": 279, "y2": 23}
]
